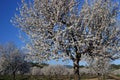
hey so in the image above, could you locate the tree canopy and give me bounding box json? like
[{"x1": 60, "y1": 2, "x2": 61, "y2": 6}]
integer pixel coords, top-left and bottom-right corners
[{"x1": 12, "y1": 0, "x2": 120, "y2": 80}]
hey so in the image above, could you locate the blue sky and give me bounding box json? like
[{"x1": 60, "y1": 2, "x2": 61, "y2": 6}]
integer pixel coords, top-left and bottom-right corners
[
  {"x1": 0, "y1": 0, "x2": 23, "y2": 46},
  {"x1": 0, "y1": 0, "x2": 120, "y2": 65},
  {"x1": 0, "y1": 0, "x2": 85, "y2": 66}
]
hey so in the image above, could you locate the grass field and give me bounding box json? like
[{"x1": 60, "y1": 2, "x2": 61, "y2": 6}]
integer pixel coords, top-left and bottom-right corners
[
  {"x1": 0, "y1": 75, "x2": 95, "y2": 80},
  {"x1": 0, "y1": 75, "x2": 120, "y2": 80}
]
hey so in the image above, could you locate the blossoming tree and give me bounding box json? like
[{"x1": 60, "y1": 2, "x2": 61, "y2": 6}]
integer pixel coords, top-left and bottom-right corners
[{"x1": 12, "y1": 0, "x2": 120, "y2": 80}]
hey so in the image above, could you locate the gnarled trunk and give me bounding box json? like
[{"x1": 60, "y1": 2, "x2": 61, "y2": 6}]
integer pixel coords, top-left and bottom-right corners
[{"x1": 73, "y1": 58, "x2": 80, "y2": 80}]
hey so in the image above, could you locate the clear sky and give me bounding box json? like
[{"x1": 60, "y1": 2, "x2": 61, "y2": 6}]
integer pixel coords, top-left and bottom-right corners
[
  {"x1": 0, "y1": 0, "x2": 23, "y2": 46},
  {"x1": 0, "y1": 0, "x2": 120, "y2": 65},
  {"x1": 0, "y1": 0, "x2": 86, "y2": 66}
]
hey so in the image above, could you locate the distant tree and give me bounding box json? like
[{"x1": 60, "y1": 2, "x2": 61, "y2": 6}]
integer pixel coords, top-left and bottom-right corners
[
  {"x1": 0, "y1": 42, "x2": 30, "y2": 80},
  {"x1": 111, "y1": 64, "x2": 120, "y2": 70},
  {"x1": 30, "y1": 62, "x2": 49, "y2": 68},
  {"x1": 18, "y1": 61, "x2": 31, "y2": 75},
  {"x1": 31, "y1": 66, "x2": 42, "y2": 75},
  {"x1": 88, "y1": 57, "x2": 111, "y2": 80},
  {"x1": 12, "y1": 0, "x2": 120, "y2": 80},
  {"x1": 41, "y1": 65, "x2": 69, "y2": 76},
  {"x1": 87, "y1": 22, "x2": 120, "y2": 79}
]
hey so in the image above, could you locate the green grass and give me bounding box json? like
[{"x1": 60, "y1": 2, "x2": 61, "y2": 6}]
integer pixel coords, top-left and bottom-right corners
[
  {"x1": 0, "y1": 75, "x2": 74, "y2": 80},
  {"x1": 116, "y1": 74, "x2": 120, "y2": 77},
  {"x1": 0, "y1": 75, "x2": 92, "y2": 80},
  {"x1": 0, "y1": 75, "x2": 29, "y2": 80},
  {"x1": 0, "y1": 75, "x2": 106, "y2": 80}
]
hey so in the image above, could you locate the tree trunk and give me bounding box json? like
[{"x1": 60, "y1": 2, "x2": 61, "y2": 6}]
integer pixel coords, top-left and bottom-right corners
[
  {"x1": 13, "y1": 71, "x2": 16, "y2": 80},
  {"x1": 98, "y1": 73, "x2": 107, "y2": 80},
  {"x1": 73, "y1": 58, "x2": 80, "y2": 80}
]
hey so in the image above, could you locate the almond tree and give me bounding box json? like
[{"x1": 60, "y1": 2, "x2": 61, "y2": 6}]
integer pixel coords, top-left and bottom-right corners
[
  {"x1": 0, "y1": 43, "x2": 30, "y2": 80},
  {"x1": 41, "y1": 65, "x2": 69, "y2": 76},
  {"x1": 85, "y1": 1, "x2": 120, "y2": 79},
  {"x1": 88, "y1": 57, "x2": 111, "y2": 80},
  {"x1": 88, "y1": 24, "x2": 120, "y2": 79},
  {"x1": 85, "y1": 0, "x2": 120, "y2": 80},
  {"x1": 12, "y1": 0, "x2": 120, "y2": 80}
]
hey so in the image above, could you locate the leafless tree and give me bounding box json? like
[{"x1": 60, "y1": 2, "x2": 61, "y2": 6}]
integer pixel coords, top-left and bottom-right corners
[{"x1": 12, "y1": 0, "x2": 120, "y2": 80}]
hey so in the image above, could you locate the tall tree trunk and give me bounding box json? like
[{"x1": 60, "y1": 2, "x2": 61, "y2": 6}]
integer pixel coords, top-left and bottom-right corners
[
  {"x1": 73, "y1": 58, "x2": 80, "y2": 80},
  {"x1": 13, "y1": 71, "x2": 16, "y2": 80}
]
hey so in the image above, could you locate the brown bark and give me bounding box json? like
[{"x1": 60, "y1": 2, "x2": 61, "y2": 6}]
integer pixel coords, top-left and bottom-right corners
[{"x1": 73, "y1": 58, "x2": 80, "y2": 80}]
